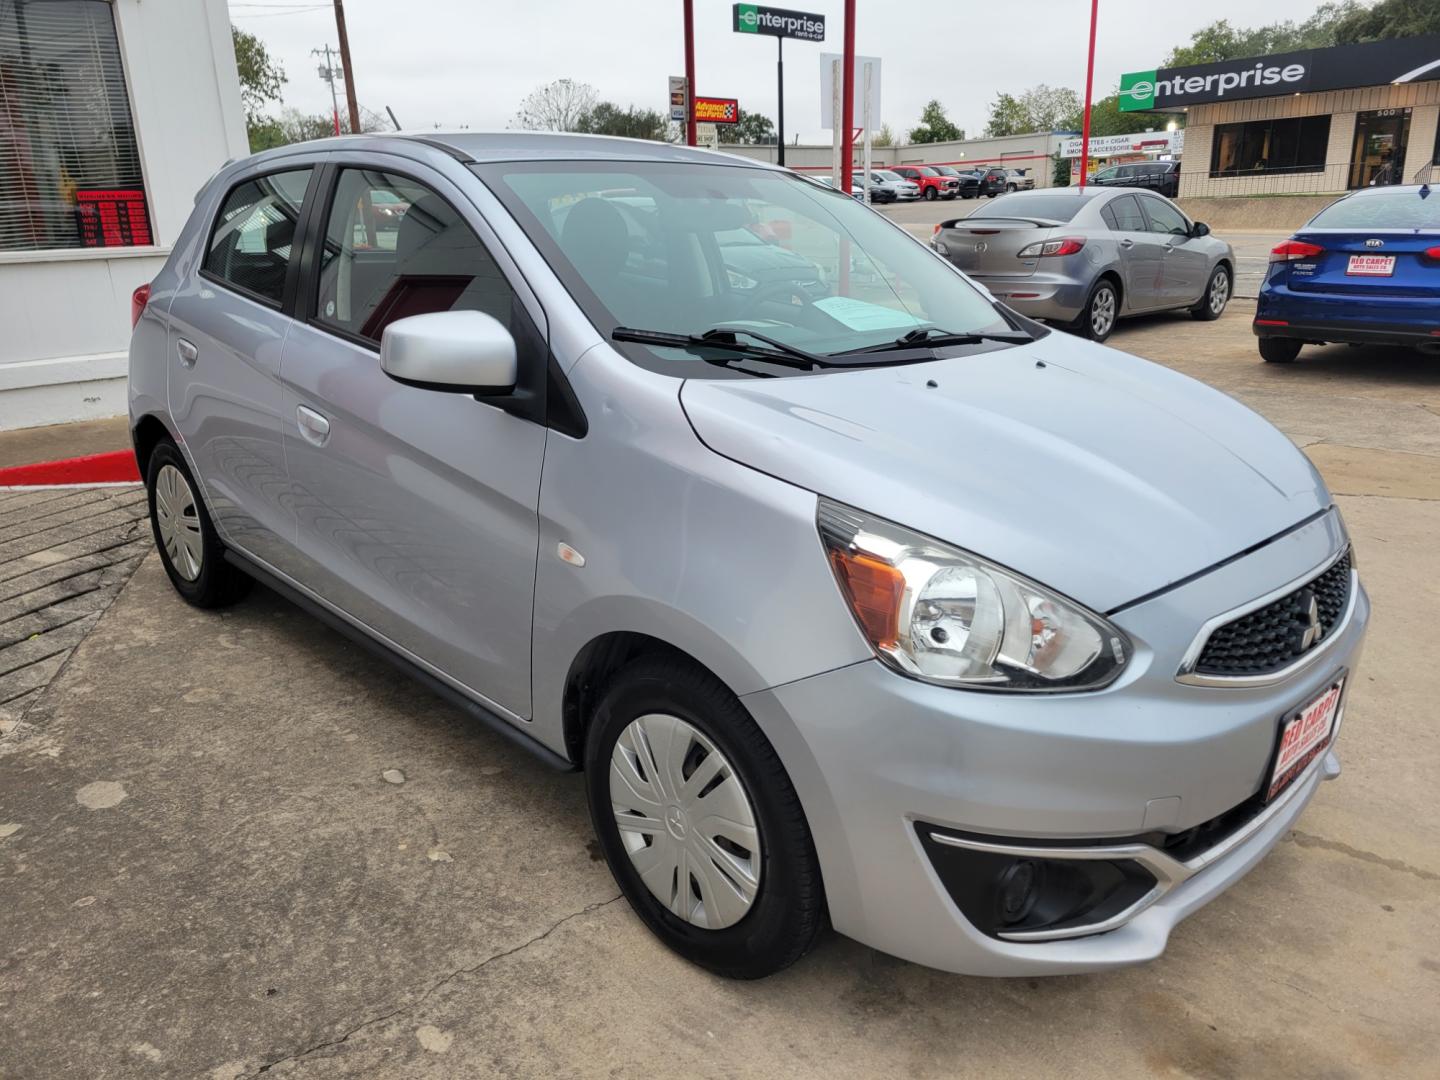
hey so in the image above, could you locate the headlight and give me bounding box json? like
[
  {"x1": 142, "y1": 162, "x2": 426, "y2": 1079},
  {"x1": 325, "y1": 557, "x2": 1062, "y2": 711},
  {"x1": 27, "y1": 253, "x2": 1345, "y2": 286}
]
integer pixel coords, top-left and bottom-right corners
[
  {"x1": 818, "y1": 499, "x2": 1130, "y2": 692},
  {"x1": 726, "y1": 267, "x2": 759, "y2": 290}
]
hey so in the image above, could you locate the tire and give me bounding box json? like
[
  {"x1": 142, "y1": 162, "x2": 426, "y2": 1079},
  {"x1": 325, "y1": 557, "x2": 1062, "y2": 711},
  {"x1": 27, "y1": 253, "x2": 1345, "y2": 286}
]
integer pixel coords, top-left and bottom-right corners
[
  {"x1": 1191, "y1": 264, "x2": 1231, "y2": 321},
  {"x1": 986, "y1": 191, "x2": 998, "y2": 198},
  {"x1": 1073, "y1": 278, "x2": 1119, "y2": 342},
  {"x1": 145, "y1": 439, "x2": 252, "y2": 608},
  {"x1": 1006, "y1": 183, "x2": 1017, "y2": 193},
  {"x1": 1258, "y1": 336, "x2": 1302, "y2": 363},
  {"x1": 923, "y1": 187, "x2": 937, "y2": 201},
  {"x1": 584, "y1": 656, "x2": 825, "y2": 980}
]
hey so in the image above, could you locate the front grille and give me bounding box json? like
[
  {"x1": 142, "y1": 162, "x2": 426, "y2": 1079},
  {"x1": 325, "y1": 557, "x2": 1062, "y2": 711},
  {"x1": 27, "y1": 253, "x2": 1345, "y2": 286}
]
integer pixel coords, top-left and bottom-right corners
[{"x1": 1194, "y1": 550, "x2": 1352, "y2": 677}]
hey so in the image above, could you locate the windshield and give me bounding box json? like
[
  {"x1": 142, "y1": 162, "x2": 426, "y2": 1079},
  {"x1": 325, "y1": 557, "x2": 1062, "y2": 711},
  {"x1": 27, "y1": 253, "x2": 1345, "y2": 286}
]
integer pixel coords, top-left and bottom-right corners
[
  {"x1": 475, "y1": 160, "x2": 1011, "y2": 372},
  {"x1": 1308, "y1": 189, "x2": 1440, "y2": 230},
  {"x1": 912, "y1": 167, "x2": 939, "y2": 177},
  {"x1": 968, "y1": 193, "x2": 1091, "y2": 222},
  {"x1": 875, "y1": 170, "x2": 902, "y2": 182},
  {"x1": 932, "y1": 167, "x2": 959, "y2": 177}
]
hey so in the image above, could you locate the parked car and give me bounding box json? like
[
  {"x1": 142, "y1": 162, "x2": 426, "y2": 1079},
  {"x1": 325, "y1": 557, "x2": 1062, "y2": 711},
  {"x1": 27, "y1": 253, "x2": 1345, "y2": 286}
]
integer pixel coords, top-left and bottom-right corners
[
  {"x1": 1004, "y1": 169, "x2": 1036, "y2": 192},
  {"x1": 891, "y1": 164, "x2": 960, "y2": 200},
  {"x1": 931, "y1": 187, "x2": 1234, "y2": 341},
  {"x1": 975, "y1": 167, "x2": 1011, "y2": 198},
  {"x1": 1089, "y1": 160, "x2": 1181, "y2": 198},
  {"x1": 814, "y1": 174, "x2": 864, "y2": 200},
  {"x1": 131, "y1": 133, "x2": 1365, "y2": 981},
  {"x1": 1254, "y1": 184, "x2": 1440, "y2": 362},
  {"x1": 866, "y1": 169, "x2": 921, "y2": 203}
]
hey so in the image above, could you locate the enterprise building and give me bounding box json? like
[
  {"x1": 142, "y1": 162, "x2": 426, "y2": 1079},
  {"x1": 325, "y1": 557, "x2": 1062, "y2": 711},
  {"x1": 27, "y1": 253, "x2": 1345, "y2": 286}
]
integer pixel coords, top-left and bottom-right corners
[{"x1": 1118, "y1": 34, "x2": 1440, "y2": 198}]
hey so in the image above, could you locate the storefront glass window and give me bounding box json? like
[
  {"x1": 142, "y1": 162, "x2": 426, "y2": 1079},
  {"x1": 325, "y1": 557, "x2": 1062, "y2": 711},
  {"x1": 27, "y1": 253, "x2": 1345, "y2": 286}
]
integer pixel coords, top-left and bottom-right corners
[
  {"x1": 0, "y1": 0, "x2": 149, "y2": 252},
  {"x1": 1208, "y1": 116, "x2": 1331, "y2": 178}
]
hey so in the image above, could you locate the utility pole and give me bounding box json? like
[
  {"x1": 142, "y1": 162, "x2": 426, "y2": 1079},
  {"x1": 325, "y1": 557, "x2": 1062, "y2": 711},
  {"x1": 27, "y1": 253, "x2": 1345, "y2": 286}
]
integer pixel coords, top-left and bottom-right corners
[
  {"x1": 332, "y1": 0, "x2": 361, "y2": 134},
  {"x1": 312, "y1": 46, "x2": 343, "y2": 136},
  {"x1": 1079, "y1": 0, "x2": 1099, "y2": 190},
  {"x1": 683, "y1": 0, "x2": 696, "y2": 146}
]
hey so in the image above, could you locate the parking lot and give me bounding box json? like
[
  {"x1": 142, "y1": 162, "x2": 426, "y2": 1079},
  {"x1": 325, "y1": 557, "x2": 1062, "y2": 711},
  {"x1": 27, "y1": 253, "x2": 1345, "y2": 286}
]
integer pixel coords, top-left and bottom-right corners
[{"x1": 2, "y1": 307, "x2": 1439, "y2": 1078}]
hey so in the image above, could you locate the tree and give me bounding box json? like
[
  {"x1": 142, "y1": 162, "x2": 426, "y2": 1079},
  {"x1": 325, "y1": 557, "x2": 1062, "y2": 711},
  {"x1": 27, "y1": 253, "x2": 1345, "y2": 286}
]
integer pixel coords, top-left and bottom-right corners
[
  {"x1": 871, "y1": 122, "x2": 896, "y2": 148},
  {"x1": 575, "y1": 102, "x2": 669, "y2": 141},
  {"x1": 1164, "y1": 4, "x2": 1361, "y2": 67},
  {"x1": 983, "y1": 93, "x2": 1030, "y2": 137},
  {"x1": 907, "y1": 100, "x2": 963, "y2": 144},
  {"x1": 232, "y1": 27, "x2": 287, "y2": 153},
  {"x1": 1334, "y1": 0, "x2": 1440, "y2": 43},
  {"x1": 1084, "y1": 91, "x2": 1175, "y2": 138},
  {"x1": 718, "y1": 112, "x2": 776, "y2": 145},
  {"x1": 510, "y1": 79, "x2": 597, "y2": 132},
  {"x1": 985, "y1": 85, "x2": 1081, "y2": 137}
]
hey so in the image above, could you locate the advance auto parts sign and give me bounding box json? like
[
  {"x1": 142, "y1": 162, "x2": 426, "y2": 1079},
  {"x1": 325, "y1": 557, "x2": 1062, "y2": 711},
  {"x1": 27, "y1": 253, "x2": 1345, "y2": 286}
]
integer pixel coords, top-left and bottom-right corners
[
  {"x1": 693, "y1": 97, "x2": 741, "y2": 124},
  {"x1": 1120, "y1": 32, "x2": 1440, "y2": 111},
  {"x1": 732, "y1": 4, "x2": 825, "y2": 42}
]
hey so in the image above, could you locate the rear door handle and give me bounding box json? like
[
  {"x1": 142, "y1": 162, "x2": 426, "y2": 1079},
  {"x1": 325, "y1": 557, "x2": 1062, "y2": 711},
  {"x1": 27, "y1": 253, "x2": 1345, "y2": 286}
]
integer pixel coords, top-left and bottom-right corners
[
  {"x1": 176, "y1": 338, "x2": 198, "y2": 367},
  {"x1": 296, "y1": 404, "x2": 331, "y2": 445}
]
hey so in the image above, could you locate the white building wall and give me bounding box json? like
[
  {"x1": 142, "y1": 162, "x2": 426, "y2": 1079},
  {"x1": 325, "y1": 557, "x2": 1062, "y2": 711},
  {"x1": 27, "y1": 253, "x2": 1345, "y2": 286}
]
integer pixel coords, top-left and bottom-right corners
[{"x1": 0, "y1": 0, "x2": 248, "y2": 431}]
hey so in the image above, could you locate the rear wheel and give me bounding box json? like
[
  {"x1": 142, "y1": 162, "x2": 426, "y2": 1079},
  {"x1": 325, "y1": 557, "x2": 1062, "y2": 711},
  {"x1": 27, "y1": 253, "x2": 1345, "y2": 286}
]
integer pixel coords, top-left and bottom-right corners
[
  {"x1": 585, "y1": 656, "x2": 825, "y2": 979},
  {"x1": 1192, "y1": 265, "x2": 1231, "y2": 321},
  {"x1": 1259, "y1": 337, "x2": 1302, "y2": 363},
  {"x1": 146, "y1": 439, "x2": 252, "y2": 608},
  {"x1": 1074, "y1": 279, "x2": 1119, "y2": 342}
]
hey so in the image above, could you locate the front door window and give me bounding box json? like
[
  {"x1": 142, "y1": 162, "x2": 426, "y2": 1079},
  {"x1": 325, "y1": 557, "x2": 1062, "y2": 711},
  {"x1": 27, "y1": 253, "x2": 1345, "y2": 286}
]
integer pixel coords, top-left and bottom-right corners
[{"x1": 1349, "y1": 109, "x2": 1411, "y2": 189}]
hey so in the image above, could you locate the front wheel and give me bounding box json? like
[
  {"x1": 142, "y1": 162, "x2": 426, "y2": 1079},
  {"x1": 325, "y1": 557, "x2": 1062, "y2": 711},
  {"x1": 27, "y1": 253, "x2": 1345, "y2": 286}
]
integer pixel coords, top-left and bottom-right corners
[
  {"x1": 923, "y1": 187, "x2": 937, "y2": 201},
  {"x1": 146, "y1": 439, "x2": 252, "y2": 607},
  {"x1": 585, "y1": 656, "x2": 825, "y2": 979},
  {"x1": 1074, "y1": 279, "x2": 1119, "y2": 342},
  {"x1": 1192, "y1": 265, "x2": 1231, "y2": 321},
  {"x1": 1006, "y1": 183, "x2": 1017, "y2": 193},
  {"x1": 1259, "y1": 336, "x2": 1302, "y2": 363}
]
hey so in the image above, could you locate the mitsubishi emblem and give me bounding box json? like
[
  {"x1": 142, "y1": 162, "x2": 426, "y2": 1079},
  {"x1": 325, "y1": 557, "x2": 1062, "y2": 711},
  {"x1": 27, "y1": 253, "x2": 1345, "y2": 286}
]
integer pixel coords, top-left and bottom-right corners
[{"x1": 1299, "y1": 591, "x2": 1323, "y2": 651}]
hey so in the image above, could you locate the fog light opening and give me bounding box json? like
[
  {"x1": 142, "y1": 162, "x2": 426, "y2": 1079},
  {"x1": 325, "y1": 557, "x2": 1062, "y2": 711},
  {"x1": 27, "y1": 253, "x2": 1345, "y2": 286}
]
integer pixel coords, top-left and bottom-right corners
[{"x1": 997, "y1": 859, "x2": 1041, "y2": 925}]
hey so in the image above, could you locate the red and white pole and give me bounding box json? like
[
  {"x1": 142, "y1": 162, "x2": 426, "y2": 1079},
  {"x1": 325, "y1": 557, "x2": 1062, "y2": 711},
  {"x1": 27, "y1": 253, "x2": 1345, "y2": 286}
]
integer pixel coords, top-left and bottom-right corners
[
  {"x1": 1079, "y1": 0, "x2": 1099, "y2": 190},
  {"x1": 684, "y1": 0, "x2": 697, "y2": 147},
  {"x1": 839, "y1": 0, "x2": 856, "y2": 191}
]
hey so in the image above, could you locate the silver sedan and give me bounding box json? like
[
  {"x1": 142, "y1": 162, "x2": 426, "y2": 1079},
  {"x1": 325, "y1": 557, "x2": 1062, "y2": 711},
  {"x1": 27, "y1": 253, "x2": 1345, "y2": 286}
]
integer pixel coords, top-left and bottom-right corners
[{"x1": 930, "y1": 187, "x2": 1235, "y2": 341}]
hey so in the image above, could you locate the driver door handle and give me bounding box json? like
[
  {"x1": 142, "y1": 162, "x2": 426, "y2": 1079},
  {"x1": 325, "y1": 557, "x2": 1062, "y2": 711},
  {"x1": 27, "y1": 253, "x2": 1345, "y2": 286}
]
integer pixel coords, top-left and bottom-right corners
[
  {"x1": 1119, "y1": 239, "x2": 1134, "y2": 249},
  {"x1": 296, "y1": 404, "x2": 331, "y2": 445},
  {"x1": 176, "y1": 338, "x2": 198, "y2": 367}
]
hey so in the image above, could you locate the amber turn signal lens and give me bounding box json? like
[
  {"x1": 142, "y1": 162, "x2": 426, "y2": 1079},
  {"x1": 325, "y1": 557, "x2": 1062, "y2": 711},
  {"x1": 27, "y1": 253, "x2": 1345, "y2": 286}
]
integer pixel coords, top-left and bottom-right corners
[{"x1": 828, "y1": 549, "x2": 904, "y2": 649}]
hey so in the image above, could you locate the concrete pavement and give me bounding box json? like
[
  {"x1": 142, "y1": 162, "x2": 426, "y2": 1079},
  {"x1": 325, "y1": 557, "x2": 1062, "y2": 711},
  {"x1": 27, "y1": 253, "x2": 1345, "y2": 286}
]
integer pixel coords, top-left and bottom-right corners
[{"x1": 2, "y1": 310, "x2": 1438, "y2": 1078}]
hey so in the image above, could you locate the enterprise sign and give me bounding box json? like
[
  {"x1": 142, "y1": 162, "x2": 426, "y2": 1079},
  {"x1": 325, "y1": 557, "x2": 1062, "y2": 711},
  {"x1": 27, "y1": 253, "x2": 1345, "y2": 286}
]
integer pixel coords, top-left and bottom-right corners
[
  {"x1": 732, "y1": 4, "x2": 825, "y2": 42},
  {"x1": 1120, "y1": 33, "x2": 1440, "y2": 111}
]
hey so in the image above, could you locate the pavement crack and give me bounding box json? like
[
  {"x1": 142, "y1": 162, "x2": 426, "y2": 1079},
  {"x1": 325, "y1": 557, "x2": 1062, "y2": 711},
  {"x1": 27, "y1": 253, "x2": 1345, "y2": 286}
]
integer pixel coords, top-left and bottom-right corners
[
  {"x1": 1288, "y1": 829, "x2": 1440, "y2": 881},
  {"x1": 249, "y1": 896, "x2": 622, "y2": 1075}
]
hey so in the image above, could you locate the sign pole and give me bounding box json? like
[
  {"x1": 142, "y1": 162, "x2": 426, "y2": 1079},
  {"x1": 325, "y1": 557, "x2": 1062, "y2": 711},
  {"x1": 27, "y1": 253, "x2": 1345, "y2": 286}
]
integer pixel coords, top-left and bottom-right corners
[
  {"x1": 862, "y1": 61, "x2": 873, "y2": 204},
  {"x1": 777, "y1": 37, "x2": 785, "y2": 167},
  {"x1": 840, "y1": 0, "x2": 856, "y2": 192},
  {"x1": 1079, "y1": 0, "x2": 1098, "y2": 190},
  {"x1": 684, "y1": 0, "x2": 697, "y2": 146}
]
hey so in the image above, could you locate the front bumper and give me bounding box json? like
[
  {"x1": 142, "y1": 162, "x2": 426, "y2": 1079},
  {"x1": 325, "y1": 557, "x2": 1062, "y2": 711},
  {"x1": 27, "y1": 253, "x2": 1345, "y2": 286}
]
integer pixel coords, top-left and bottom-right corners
[{"x1": 743, "y1": 508, "x2": 1368, "y2": 975}]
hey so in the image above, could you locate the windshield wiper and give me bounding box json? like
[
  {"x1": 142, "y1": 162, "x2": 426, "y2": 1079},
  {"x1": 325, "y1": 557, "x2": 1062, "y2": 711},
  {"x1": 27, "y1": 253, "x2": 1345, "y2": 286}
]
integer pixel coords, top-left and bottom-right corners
[
  {"x1": 841, "y1": 326, "x2": 1036, "y2": 355},
  {"x1": 611, "y1": 325, "x2": 836, "y2": 371}
]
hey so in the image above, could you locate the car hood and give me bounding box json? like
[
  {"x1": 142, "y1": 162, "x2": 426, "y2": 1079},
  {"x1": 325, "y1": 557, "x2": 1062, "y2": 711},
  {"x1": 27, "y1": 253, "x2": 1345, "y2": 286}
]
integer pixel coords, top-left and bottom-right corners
[{"x1": 680, "y1": 334, "x2": 1329, "y2": 611}]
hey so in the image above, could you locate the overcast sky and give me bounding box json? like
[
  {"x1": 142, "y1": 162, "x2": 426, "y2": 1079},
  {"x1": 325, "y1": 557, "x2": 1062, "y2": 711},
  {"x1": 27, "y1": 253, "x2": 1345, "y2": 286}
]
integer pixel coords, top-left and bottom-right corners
[{"x1": 230, "y1": 0, "x2": 1342, "y2": 141}]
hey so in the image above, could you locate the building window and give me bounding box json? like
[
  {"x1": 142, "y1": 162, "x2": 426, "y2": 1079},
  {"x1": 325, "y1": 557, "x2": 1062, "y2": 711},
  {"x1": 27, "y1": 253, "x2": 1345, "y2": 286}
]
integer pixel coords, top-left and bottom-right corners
[
  {"x1": 0, "y1": 0, "x2": 150, "y2": 252},
  {"x1": 1209, "y1": 116, "x2": 1331, "y2": 178}
]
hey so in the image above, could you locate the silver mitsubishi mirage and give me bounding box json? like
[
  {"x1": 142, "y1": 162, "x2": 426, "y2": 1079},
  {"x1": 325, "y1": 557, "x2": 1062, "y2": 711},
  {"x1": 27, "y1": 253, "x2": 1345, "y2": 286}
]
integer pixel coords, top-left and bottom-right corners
[{"x1": 129, "y1": 134, "x2": 1367, "y2": 979}]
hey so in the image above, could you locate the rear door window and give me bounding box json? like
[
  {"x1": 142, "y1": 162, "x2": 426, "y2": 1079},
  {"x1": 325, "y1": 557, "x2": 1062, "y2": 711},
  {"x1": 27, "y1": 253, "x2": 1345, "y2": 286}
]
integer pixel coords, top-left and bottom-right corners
[
  {"x1": 1103, "y1": 194, "x2": 1148, "y2": 232},
  {"x1": 203, "y1": 168, "x2": 314, "y2": 306},
  {"x1": 313, "y1": 169, "x2": 517, "y2": 345}
]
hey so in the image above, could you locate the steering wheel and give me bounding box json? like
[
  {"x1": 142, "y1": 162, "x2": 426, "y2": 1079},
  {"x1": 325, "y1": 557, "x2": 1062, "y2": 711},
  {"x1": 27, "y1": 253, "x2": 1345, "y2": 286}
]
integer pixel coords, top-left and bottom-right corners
[{"x1": 736, "y1": 279, "x2": 816, "y2": 320}]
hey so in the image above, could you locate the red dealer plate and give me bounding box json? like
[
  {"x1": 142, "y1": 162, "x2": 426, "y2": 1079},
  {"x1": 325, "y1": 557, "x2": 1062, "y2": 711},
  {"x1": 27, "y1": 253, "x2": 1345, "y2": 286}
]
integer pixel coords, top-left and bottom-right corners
[
  {"x1": 1346, "y1": 254, "x2": 1394, "y2": 276},
  {"x1": 1267, "y1": 676, "x2": 1344, "y2": 802}
]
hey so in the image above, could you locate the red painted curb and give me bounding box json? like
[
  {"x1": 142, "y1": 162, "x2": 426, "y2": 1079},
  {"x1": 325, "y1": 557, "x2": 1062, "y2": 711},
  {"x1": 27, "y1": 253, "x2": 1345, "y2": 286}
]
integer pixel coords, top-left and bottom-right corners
[{"x1": 0, "y1": 450, "x2": 142, "y2": 486}]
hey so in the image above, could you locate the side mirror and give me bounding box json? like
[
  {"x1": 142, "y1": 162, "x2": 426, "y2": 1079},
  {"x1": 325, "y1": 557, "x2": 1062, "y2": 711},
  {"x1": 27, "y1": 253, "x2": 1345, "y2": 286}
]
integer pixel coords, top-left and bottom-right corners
[
  {"x1": 380, "y1": 310, "x2": 517, "y2": 395},
  {"x1": 1191, "y1": 221, "x2": 1211, "y2": 238}
]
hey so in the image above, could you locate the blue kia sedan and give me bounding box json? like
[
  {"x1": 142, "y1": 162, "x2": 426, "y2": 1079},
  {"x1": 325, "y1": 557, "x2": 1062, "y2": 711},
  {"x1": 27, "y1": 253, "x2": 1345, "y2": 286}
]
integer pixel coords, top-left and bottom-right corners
[{"x1": 1254, "y1": 184, "x2": 1440, "y2": 362}]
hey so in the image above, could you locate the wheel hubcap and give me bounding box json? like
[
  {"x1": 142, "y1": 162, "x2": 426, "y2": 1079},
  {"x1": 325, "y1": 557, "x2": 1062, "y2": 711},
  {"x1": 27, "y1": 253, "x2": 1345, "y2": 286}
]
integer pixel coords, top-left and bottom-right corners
[
  {"x1": 609, "y1": 713, "x2": 762, "y2": 930},
  {"x1": 154, "y1": 464, "x2": 203, "y2": 581},
  {"x1": 1210, "y1": 271, "x2": 1230, "y2": 314},
  {"x1": 1091, "y1": 288, "x2": 1116, "y2": 336}
]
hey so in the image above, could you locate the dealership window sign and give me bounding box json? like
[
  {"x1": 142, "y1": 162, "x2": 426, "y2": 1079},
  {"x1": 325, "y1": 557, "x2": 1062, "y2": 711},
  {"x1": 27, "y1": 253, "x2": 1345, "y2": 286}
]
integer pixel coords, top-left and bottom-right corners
[
  {"x1": 693, "y1": 97, "x2": 740, "y2": 124},
  {"x1": 1120, "y1": 33, "x2": 1440, "y2": 111},
  {"x1": 732, "y1": 4, "x2": 825, "y2": 41}
]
